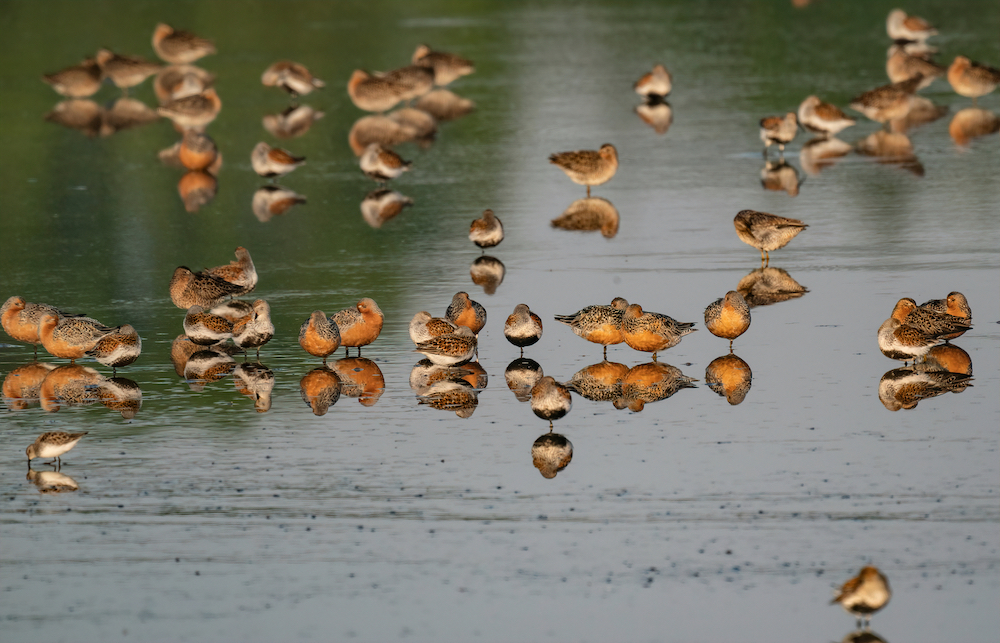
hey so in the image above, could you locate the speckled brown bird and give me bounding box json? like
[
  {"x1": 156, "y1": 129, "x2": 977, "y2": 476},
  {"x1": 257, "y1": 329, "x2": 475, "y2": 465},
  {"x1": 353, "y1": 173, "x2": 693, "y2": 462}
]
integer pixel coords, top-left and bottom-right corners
[
  {"x1": 152, "y1": 23, "x2": 216, "y2": 64},
  {"x1": 2, "y1": 297, "x2": 79, "y2": 355},
  {"x1": 797, "y1": 96, "x2": 855, "y2": 137},
  {"x1": 469, "y1": 208, "x2": 504, "y2": 250},
  {"x1": 42, "y1": 58, "x2": 102, "y2": 97},
  {"x1": 889, "y1": 298, "x2": 971, "y2": 339},
  {"x1": 233, "y1": 299, "x2": 274, "y2": 358},
  {"x1": 360, "y1": 143, "x2": 411, "y2": 183},
  {"x1": 86, "y1": 324, "x2": 141, "y2": 374},
  {"x1": 409, "y1": 311, "x2": 458, "y2": 345},
  {"x1": 347, "y1": 70, "x2": 406, "y2": 113},
  {"x1": 504, "y1": 304, "x2": 542, "y2": 355},
  {"x1": 554, "y1": 297, "x2": 629, "y2": 358},
  {"x1": 298, "y1": 311, "x2": 341, "y2": 363},
  {"x1": 445, "y1": 292, "x2": 487, "y2": 336},
  {"x1": 169, "y1": 266, "x2": 245, "y2": 309},
  {"x1": 530, "y1": 376, "x2": 572, "y2": 429},
  {"x1": 532, "y1": 432, "x2": 573, "y2": 479},
  {"x1": 634, "y1": 64, "x2": 672, "y2": 100},
  {"x1": 332, "y1": 298, "x2": 385, "y2": 356},
  {"x1": 947, "y1": 56, "x2": 1000, "y2": 105},
  {"x1": 919, "y1": 292, "x2": 972, "y2": 322},
  {"x1": 886, "y1": 44, "x2": 944, "y2": 88},
  {"x1": 299, "y1": 366, "x2": 342, "y2": 416},
  {"x1": 417, "y1": 380, "x2": 478, "y2": 418},
  {"x1": 377, "y1": 65, "x2": 434, "y2": 102},
  {"x1": 157, "y1": 87, "x2": 221, "y2": 130},
  {"x1": 877, "y1": 317, "x2": 942, "y2": 363},
  {"x1": 759, "y1": 112, "x2": 798, "y2": 155},
  {"x1": 251, "y1": 142, "x2": 305, "y2": 178},
  {"x1": 704, "y1": 291, "x2": 751, "y2": 351},
  {"x1": 26, "y1": 431, "x2": 88, "y2": 466},
  {"x1": 38, "y1": 313, "x2": 118, "y2": 362},
  {"x1": 205, "y1": 247, "x2": 257, "y2": 296},
  {"x1": 415, "y1": 326, "x2": 478, "y2": 366},
  {"x1": 886, "y1": 9, "x2": 936, "y2": 42},
  {"x1": 850, "y1": 77, "x2": 923, "y2": 123},
  {"x1": 95, "y1": 49, "x2": 161, "y2": 93},
  {"x1": 549, "y1": 144, "x2": 619, "y2": 197},
  {"x1": 733, "y1": 210, "x2": 808, "y2": 266},
  {"x1": 504, "y1": 357, "x2": 544, "y2": 402},
  {"x1": 412, "y1": 44, "x2": 475, "y2": 86},
  {"x1": 261, "y1": 60, "x2": 325, "y2": 97},
  {"x1": 183, "y1": 306, "x2": 234, "y2": 346},
  {"x1": 620, "y1": 362, "x2": 697, "y2": 412},
  {"x1": 622, "y1": 304, "x2": 696, "y2": 360},
  {"x1": 832, "y1": 566, "x2": 891, "y2": 628}
]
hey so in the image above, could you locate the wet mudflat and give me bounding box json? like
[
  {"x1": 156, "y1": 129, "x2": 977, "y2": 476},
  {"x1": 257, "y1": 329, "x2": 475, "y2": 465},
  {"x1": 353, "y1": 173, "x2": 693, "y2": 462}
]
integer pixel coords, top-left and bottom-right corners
[{"x1": 1, "y1": 1, "x2": 998, "y2": 641}]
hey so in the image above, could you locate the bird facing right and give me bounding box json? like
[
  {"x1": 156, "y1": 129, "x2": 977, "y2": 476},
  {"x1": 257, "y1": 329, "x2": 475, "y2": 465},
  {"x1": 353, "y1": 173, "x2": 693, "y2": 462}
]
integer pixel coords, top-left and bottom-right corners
[
  {"x1": 832, "y1": 565, "x2": 891, "y2": 629},
  {"x1": 733, "y1": 210, "x2": 808, "y2": 266},
  {"x1": 251, "y1": 142, "x2": 306, "y2": 178}
]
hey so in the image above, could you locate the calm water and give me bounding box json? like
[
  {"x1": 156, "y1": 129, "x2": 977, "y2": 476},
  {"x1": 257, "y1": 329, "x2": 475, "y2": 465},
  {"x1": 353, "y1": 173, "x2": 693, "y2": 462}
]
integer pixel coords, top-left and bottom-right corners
[{"x1": 2, "y1": 1, "x2": 998, "y2": 641}]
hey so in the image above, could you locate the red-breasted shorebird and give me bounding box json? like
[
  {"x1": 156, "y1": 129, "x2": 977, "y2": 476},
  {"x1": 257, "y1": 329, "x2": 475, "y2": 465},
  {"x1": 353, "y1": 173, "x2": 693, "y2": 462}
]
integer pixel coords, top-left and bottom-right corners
[
  {"x1": 797, "y1": 96, "x2": 855, "y2": 137},
  {"x1": 205, "y1": 246, "x2": 257, "y2": 295},
  {"x1": 549, "y1": 144, "x2": 619, "y2": 197},
  {"x1": 2, "y1": 297, "x2": 78, "y2": 354},
  {"x1": 704, "y1": 291, "x2": 751, "y2": 351},
  {"x1": 622, "y1": 304, "x2": 696, "y2": 360},
  {"x1": 890, "y1": 298, "x2": 971, "y2": 339},
  {"x1": 262, "y1": 60, "x2": 325, "y2": 97},
  {"x1": 233, "y1": 299, "x2": 274, "y2": 358},
  {"x1": 947, "y1": 56, "x2": 1000, "y2": 105},
  {"x1": 38, "y1": 313, "x2": 118, "y2": 362},
  {"x1": 251, "y1": 142, "x2": 305, "y2": 178},
  {"x1": 152, "y1": 23, "x2": 216, "y2": 64},
  {"x1": 832, "y1": 566, "x2": 891, "y2": 628},
  {"x1": 554, "y1": 297, "x2": 629, "y2": 358},
  {"x1": 178, "y1": 130, "x2": 219, "y2": 172},
  {"x1": 263, "y1": 104, "x2": 325, "y2": 139},
  {"x1": 530, "y1": 376, "x2": 572, "y2": 429},
  {"x1": 445, "y1": 292, "x2": 487, "y2": 335},
  {"x1": 919, "y1": 292, "x2": 971, "y2": 321},
  {"x1": 253, "y1": 185, "x2": 307, "y2": 222},
  {"x1": 42, "y1": 58, "x2": 102, "y2": 97},
  {"x1": 298, "y1": 311, "x2": 341, "y2": 363},
  {"x1": 183, "y1": 306, "x2": 234, "y2": 345},
  {"x1": 409, "y1": 311, "x2": 458, "y2": 345},
  {"x1": 469, "y1": 208, "x2": 503, "y2": 250},
  {"x1": 360, "y1": 143, "x2": 411, "y2": 183},
  {"x1": 886, "y1": 9, "x2": 936, "y2": 42},
  {"x1": 734, "y1": 209, "x2": 808, "y2": 265},
  {"x1": 412, "y1": 44, "x2": 474, "y2": 86},
  {"x1": 86, "y1": 324, "x2": 141, "y2": 373},
  {"x1": 759, "y1": 113, "x2": 798, "y2": 155},
  {"x1": 347, "y1": 70, "x2": 405, "y2": 113},
  {"x1": 532, "y1": 432, "x2": 573, "y2": 479},
  {"x1": 157, "y1": 87, "x2": 221, "y2": 130},
  {"x1": 877, "y1": 317, "x2": 942, "y2": 362},
  {"x1": 634, "y1": 64, "x2": 672, "y2": 100},
  {"x1": 850, "y1": 77, "x2": 922, "y2": 122},
  {"x1": 26, "y1": 431, "x2": 88, "y2": 467},
  {"x1": 169, "y1": 266, "x2": 244, "y2": 309},
  {"x1": 415, "y1": 326, "x2": 478, "y2": 366},
  {"x1": 95, "y1": 49, "x2": 161, "y2": 94},
  {"x1": 415, "y1": 89, "x2": 475, "y2": 121},
  {"x1": 886, "y1": 44, "x2": 944, "y2": 88},
  {"x1": 332, "y1": 298, "x2": 384, "y2": 356},
  {"x1": 154, "y1": 64, "x2": 216, "y2": 103},
  {"x1": 361, "y1": 188, "x2": 412, "y2": 228},
  {"x1": 504, "y1": 304, "x2": 542, "y2": 354}
]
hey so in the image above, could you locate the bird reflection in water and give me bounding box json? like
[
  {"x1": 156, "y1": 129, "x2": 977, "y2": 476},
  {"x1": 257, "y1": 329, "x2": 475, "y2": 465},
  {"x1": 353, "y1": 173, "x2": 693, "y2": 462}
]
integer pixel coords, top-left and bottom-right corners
[
  {"x1": 888, "y1": 96, "x2": 948, "y2": 134},
  {"x1": 154, "y1": 64, "x2": 216, "y2": 104},
  {"x1": 878, "y1": 366, "x2": 973, "y2": 411},
  {"x1": 417, "y1": 380, "x2": 478, "y2": 418},
  {"x1": 101, "y1": 97, "x2": 160, "y2": 136},
  {"x1": 234, "y1": 362, "x2": 274, "y2": 413},
  {"x1": 27, "y1": 469, "x2": 80, "y2": 494},
  {"x1": 800, "y1": 137, "x2": 852, "y2": 176},
  {"x1": 348, "y1": 115, "x2": 420, "y2": 156},
  {"x1": 469, "y1": 255, "x2": 505, "y2": 295},
  {"x1": 44, "y1": 99, "x2": 104, "y2": 137},
  {"x1": 704, "y1": 354, "x2": 752, "y2": 405},
  {"x1": 178, "y1": 171, "x2": 217, "y2": 213},
  {"x1": 924, "y1": 343, "x2": 972, "y2": 375},
  {"x1": 949, "y1": 108, "x2": 1000, "y2": 146},
  {"x1": 635, "y1": 100, "x2": 673, "y2": 135},
  {"x1": 737, "y1": 267, "x2": 809, "y2": 307},
  {"x1": 299, "y1": 366, "x2": 342, "y2": 416},
  {"x1": 171, "y1": 334, "x2": 238, "y2": 377},
  {"x1": 620, "y1": 362, "x2": 696, "y2": 412},
  {"x1": 253, "y1": 185, "x2": 307, "y2": 222},
  {"x1": 332, "y1": 357, "x2": 385, "y2": 407},
  {"x1": 504, "y1": 357, "x2": 543, "y2": 402},
  {"x1": 263, "y1": 104, "x2": 325, "y2": 139},
  {"x1": 532, "y1": 431, "x2": 573, "y2": 479},
  {"x1": 565, "y1": 361, "x2": 629, "y2": 408},
  {"x1": 760, "y1": 159, "x2": 801, "y2": 196},
  {"x1": 93, "y1": 377, "x2": 143, "y2": 419},
  {"x1": 855, "y1": 131, "x2": 923, "y2": 176},
  {"x1": 551, "y1": 197, "x2": 620, "y2": 238},
  {"x1": 39, "y1": 364, "x2": 104, "y2": 412},
  {"x1": 388, "y1": 107, "x2": 437, "y2": 146},
  {"x1": 361, "y1": 189, "x2": 412, "y2": 228},
  {"x1": 3, "y1": 362, "x2": 55, "y2": 410},
  {"x1": 183, "y1": 349, "x2": 236, "y2": 391},
  {"x1": 411, "y1": 360, "x2": 486, "y2": 396},
  {"x1": 415, "y1": 89, "x2": 475, "y2": 121},
  {"x1": 839, "y1": 630, "x2": 888, "y2": 643}
]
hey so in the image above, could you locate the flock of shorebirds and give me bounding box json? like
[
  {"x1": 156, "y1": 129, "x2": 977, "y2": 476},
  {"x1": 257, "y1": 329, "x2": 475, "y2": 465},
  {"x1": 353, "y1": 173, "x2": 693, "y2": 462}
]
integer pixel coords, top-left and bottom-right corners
[{"x1": 11, "y1": 8, "x2": 992, "y2": 627}]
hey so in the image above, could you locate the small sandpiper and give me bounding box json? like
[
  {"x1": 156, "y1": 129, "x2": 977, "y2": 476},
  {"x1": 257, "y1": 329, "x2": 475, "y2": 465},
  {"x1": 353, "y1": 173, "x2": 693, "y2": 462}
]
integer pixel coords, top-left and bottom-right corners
[
  {"x1": 183, "y1": 306, "x2": 234, "y2": 345},
  {"x1": 634, "y1": 64, "x2": 672, "y2": 101},
  {"x1": 832, "y1": 565, "x2": 892, "y2": 629},
  {"x1": 877, "y1": 317, "x2": 942, "y2": 363},
  {"x1": 469, "y1": 208, "x2": 504, "y2": 250},
  {"x1": 251, "y1": 142, "x2": 305, "y2": 178},
  {"x1": 445, "y1": 292, "x2": 487, "y2": 336},
  {"x1": 886, "y1": 9, "x2": 936, "y2": 42},
  {"x1": 733, "y1": 209, "x2": 808, "y2": 266},
  {"x1": 554, "y1": 297, "x2": 629, "y2": 358},
  {"x1": 549, "y1": 144, "x2": 619, "y2": 197},
  {"x1": 759, "y1": 113, "x2": 798, "y2": 156},
  {"x1": 412, "y1": 44, "x2": 475, "y2": 86},
  {"x1": 408, "y1": 311, "x2": 458, "y2": 345},
  {"x1": 530, "y1": 376, "x2": 572, "y2": 429},
  {"x1": 332, "y1": 298, "x2": 384, "y2": 357},
  {"x1": 298, "y1": 311, "x2": 341, "y2": 363},
  {"x1": 27, "y1": 431, "x2": 88, "y2": 467},
  {"x1": 621, "y1": 304, "x2": 697, "y2": 360},
  {"x1": 797, "y1": 96, "x2": 855, "y2": 137},
  {"x1": 359, "y1": 143, "x2": 411, "y2": 184},
  {"x1": 86, "y1": 324, "x2": 142, "y2": 374},
  {"x1": 415, "y1": 327, "x2": 478, "y2": 366},
  {"x1": 152, "y1": 23, "x2": 216, "y2": 64},
  {"x1": 261, "y1": 60, "x2": 325, "y2": 97},
  {"x1": 504, "y1": 304, "x2": 542, "y2": 355},
  {"x1": 233, "y1": 299, "x2": 274, "y2": 358},
  {"x1": 704, "y1": 291, "x2": 751, "y2": 352}
]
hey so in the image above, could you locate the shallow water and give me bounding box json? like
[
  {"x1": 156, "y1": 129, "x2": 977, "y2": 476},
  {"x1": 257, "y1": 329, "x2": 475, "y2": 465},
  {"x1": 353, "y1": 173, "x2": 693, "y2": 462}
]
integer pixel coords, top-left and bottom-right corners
[{"x1": 2, "y1": 1, "x2": 999, "y2": 642}]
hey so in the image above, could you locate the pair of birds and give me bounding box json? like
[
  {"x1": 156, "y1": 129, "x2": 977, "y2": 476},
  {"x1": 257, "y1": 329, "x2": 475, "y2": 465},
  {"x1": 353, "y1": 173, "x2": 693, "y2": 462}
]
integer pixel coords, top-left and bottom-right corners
[
  {"x1": 183, "y1": 299, "x2": 274, "y2": 357},
  {"x1": 408, "y1": 293, "x2": 490, "y2": 366},
  {"x1": 554, "y1": 298, "x2": 696, "y2": 361},
  {"x1": 877, "y1": 293, "x2": 973, "y2": 363},
  {"x1": 347, "y1": 44, "x2": 474, "y2": 113},
  {"x1": 1, "y1": 296, "x2": 141, "y2": 373},
  {"x1": 761, "y1": 95, "x2": 857, "y2": 155},
  {"x1": 299, "y1": 299, "x2": 386, "y2": 362}
]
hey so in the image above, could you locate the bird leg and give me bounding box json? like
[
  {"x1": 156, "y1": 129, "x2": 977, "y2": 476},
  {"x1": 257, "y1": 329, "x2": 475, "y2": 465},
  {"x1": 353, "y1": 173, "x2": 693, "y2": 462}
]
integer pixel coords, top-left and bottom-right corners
[{"x1": 586, "y1": 185, "x2": 591, "y2": 198}]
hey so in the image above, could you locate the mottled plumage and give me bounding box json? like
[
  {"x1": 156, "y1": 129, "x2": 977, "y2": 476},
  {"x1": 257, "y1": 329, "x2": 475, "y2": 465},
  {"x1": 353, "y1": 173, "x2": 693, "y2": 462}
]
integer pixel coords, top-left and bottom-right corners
[
  {"x1": 409, "y1": 311, "x2": 458, "y2": 345},
  {"x1": 445, "y1": 292, "x2": 487, "y2": 336},
  {"x1": 331, "y1": 298, "x2": 384, "y2": 355},
  {"x1": 299, "y1": 366, "x2": 342, "y2": 416},
  {"x1": 919, "y1": 292, "x2": 971, "y2": 320},
  {"x1": 298, "y1": 311, "x2": 341, "y2": 362},
  {"x1": 360, "y1": 143, "x2": 411, "y2": 183},
  {"x1": 170, "y1": 266, "x2": 245, "y2": 309},
  {"x1": 469, "y1": 208, "x2": 504, "y2": 250},
  {"x1": 412, "y1": 44, "x2": 475, "y2": 86},
  {"x1": 183, "y1": 306, "x2": 234, "y2": 345},
  {"x1": 832, "y1": 566, "x2": 892, "y2": 627},
  {"x1": 705, "y1": 354, "x2": 752, "y2": 405},
  {"x1": 2, "y1": 296, "x2": 79, "y2": 351},
  {"x1": 417, "y1": 380, "x2": 478, "y2": 418},
  {"x1": 152, "y1": 23, "x2": 216, "y2": 64},
  {"x1": 86, "y1": 324, "x2": 141, "y2": 372},
  {"x1": 261, "y1": 60, "x2": 325, "y2": 96},
  {"x1": 704, "y1": 291, "x2": 751, "y2": 351},
  {"x1": 532, "y1": 432, "x2": 573, "y2": 479},
  {"x1": 415, "y1": 326, "x2": 478, "y2": 366},
  {"x1": 205, "y1": 246, "x2": 257, "y2": 295},
  {"x1": 504, "y1": 304, "x2": 543, "y2": 353},
  {"x1": 759, "y1": 112, "x2": 798, "y2": 153},
  {"x1": 42, "y1": 58, "x2": 102, "y2": 97},
  {"x1": 252, "y1": 142, "x2": 305, "y2": 177},
  {"x1": 38, "y1": 313, "x2": 118, "y2": 361},
  {"x1": 620, "y1": 362, "x2": 697, "y2": 412},
  {"x1": 549, "y1": 144, "x2": 619, "y2": 197},
  {"x1": 504, "y1": 357, "x2": 544, "y2": 402},
  {"x1": 554, "y1": 297, "x2": 629, "y2": 358},
  {"x1": 879, "y1": 368, "x2": 973, "y2": 411},
  {"x1": 733, "y1": 209, "x2": 808, "y2": 265},
  {"x1": 621, "y1": 304, "x2": 696, "y2": 359},
  {"x1": 850, "y1": 77, "x2": 922, "y2": 123},
  {"x1": 948, "y1": 56, "x2": 1000, "y2": 102},
  {"x1": 797, "y1": 96, "x2": 855, "y2": 136},
  {"x1": 26, "y1": 431, "x2": 88, "y2": 465},
  {"x1": 530, "y1": 376, "x2": 572, "y2": 428},
  {"x1": 889, "y1": 298, "x2": 971, "y2": 339},
  {"x1": 565, "y1": 360, "x2": 628, "y2": 404},
  {"x1": 877, "y1": 317, "x2": 943, "y2": 362},
  {"x1": 157, "y1": 87, "x2": 221, "y2": 130},
  {"x1": 232, "y1": 299, "x2": 274, "y2": 357}
]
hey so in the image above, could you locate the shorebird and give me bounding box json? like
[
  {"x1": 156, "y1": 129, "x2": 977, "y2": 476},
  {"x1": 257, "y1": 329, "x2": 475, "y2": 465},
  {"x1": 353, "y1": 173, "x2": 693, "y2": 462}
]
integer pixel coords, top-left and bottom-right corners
[
  {"x1": 415, "y1": 88, "x2": 475, "y2": 121},
  {"x1": 95, "y1": 49, "x2": 161, "y2": 94},
  {"x1": 157, "y1": 87, "x2": 222, "y2": 130},
  {"x1": 1, "y1": 297, "x2": 78, "y2": 355},
  {"x1": 733, "y1": 210, "x2": 808, "y2": 265},
  {"x1": 554, "y1": 297, "x2": 629, "y2": 358},
  {"x1": 622, "y1": 304, "x2": 697, "y2": 360},
  {"x1": 347, "y1": 70, "x2": 406, "y2": 113},
  {"x1": 360, "y1": 143, "x2": 411, "y2": 183},
  {"x1": 38, "y1": 313, "x2": 118, "y2": 362},
  {"x1": 152, "y1": 23, "x2": 216, "y2": 64},
  {"x1": 919, "y1": 291, "x2": 972, "y2": 321},
  {"x1": 886, "y1": 9, "x2": 936, "y2": 42},
  {"x1": 377, "y1": 65, "x2": 435, "y2": 102},
  {"x1": 850, "y1": 77, "x2": 923, "y2": 123},
  {"x1": 170, "y1": 266, "x2": 244, "y2": 309},
  {"x1": 232, "y1": 299, "x2": 274, "y2": 357},
  {"x1": 832, "y1": 566, "x2": 892, "y2": 629},
  {"x1": 26, "y1": 431, "x2": 88, "y2": 467},
  {"x1": 445, "y1": 292, "x2": 487, "y2": 336},
  {"x1": 759, "y1": 113, "x2": 798, "y2": 155},
  {"x1": 251, "y1": 142, "x2": 305, "y2": 178},
  {"x1": 42, "y1": 58, "x2": 102, "y2": 97},
  {"x1": 263, "y1": 104, "x2": 325, "y2": 139},
  {"x1": 210, "y1": 300, "x2": 254, "y2": 322},
  {"x1": 415, "y1": 326, "x2": 478, "y2": 366},
  {"x1": 634, "y1": 64, "x2": 672, "y2": 100},
  {"x1": 183, "y1": 306, "x2": 234, "y2": 345},
  {"x1": 412, "y1": 44, "x2": 475, "y2": 86},
  {"x1": 549, "y1": 144, "x2": 619, "y2": 197},
  {"x1": 86, "y1": 324, "x2": 141, "y2": 374},
  {"x1": 205, "y1": 246, "x2": 257, "y2": 295},
  {"x1": 504, "y1": 304, "x2": 542, "y2": 354},
  {"x1": 408, "y1": 311, "x2": 458, "y2": 345},
  {"x1": 504, "y1": 358, "x2": 544, "y2": 402},
  {"x1": 361, "y1": 188, "x2": 412, "y2": 228},
  {"x1": 947, "y1": 56, "x2": 1000, "y2": 105},
  {"x1": 253, "y1": 185, "x2": 307, "y2": 222},
  {"x1": 889, "y1": 298, "x2": 971, "y2": 339},
  {"x1": 154, "y1": 64, "x2": 216, "y2": 103},
  {"x1": 177, "y1": 130, "x2": 219, "y2": 172},
  {"x1": 469, "y1": 208, "x2": 504, "y2": 250},
  {"x1": 532, "y1": 432, "x2": 573, "y2": 479},
  {"x1": 332, "y1": 298, "x2": 384, "y2": 356},
  {"x1": 704, "y1": 291, "x2": 751, "y2": 351},
  {"x1": 298, "y1": 311, "x2": 341, "y2": 363},
  {"x1": 797, "y1": 96, "x2": 855, "y2": 137},
  {"x1": 886, "y1": 44, "x2": 944, "y2": 88},
  {"x1": 530, "y1": 376, "x2": 572, "y2": 429},
  {"x1": 261, "y1": 60, "x2": 325, "y2": 97},
  {"x1": 877, "y1": 317, "x2": 942, "y2": 363},
  {"x1": 705, "y1": 354, "x2": 752, "y2": 405}
]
